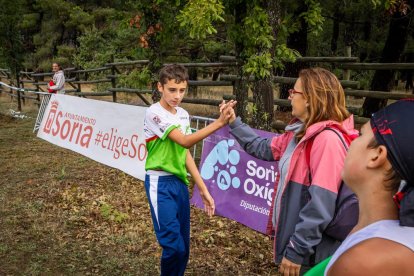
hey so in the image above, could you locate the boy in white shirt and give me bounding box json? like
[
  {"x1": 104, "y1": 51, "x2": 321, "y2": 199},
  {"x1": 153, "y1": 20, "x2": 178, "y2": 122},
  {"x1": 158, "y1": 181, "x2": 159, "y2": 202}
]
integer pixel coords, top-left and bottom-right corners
[{"x1": 144, "y1": 64, "x2": 234, "y2": 275}]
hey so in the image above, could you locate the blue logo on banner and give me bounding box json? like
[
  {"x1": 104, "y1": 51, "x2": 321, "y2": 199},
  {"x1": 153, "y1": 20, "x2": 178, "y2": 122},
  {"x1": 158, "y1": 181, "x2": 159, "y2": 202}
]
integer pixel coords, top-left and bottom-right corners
[{"x1": 200, "y1": 139, "x2": 241, "y2": 191}]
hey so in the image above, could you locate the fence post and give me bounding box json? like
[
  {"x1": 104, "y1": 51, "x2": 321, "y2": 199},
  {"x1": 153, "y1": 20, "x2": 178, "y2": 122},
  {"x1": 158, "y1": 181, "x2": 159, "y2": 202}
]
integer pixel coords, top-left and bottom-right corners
[
  {"x1": 9, "y1": 83, "x2": 13, "y2": 100},
  {"x1": 110, "y1": 56, "x2": 117, "y2": 103},
  {"x1": 111, "y1": 65, "x2": 117, "y2": 102},
  {"x1": 19, "y1": 72, "x2": 26, "y2": 106},
  {"x1": 34, "y1": 74, "x2": 41, "y2": 108},
  {"x1": 17, "y1": 88, "x2": 22, "y2": 111},
  {"x1": 77, "y1": 71, "x2": 82, "y2": 96},
  {"x1": 15, "y1": 69, "x2": 21, "y2": 111}
]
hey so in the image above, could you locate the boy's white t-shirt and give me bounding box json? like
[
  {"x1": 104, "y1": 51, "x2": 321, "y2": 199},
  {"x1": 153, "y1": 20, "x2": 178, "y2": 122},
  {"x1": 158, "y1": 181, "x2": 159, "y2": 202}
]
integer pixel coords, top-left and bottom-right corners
[{"x1": 144, "y1": 102, "x2": 192, "y2": 184}]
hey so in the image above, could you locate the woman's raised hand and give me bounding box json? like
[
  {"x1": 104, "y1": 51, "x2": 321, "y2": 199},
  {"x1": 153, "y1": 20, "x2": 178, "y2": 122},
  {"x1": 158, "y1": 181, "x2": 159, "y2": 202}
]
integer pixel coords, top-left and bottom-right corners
[{"x1": 219, "y1": 100, "x2": 237, "y2": 124}]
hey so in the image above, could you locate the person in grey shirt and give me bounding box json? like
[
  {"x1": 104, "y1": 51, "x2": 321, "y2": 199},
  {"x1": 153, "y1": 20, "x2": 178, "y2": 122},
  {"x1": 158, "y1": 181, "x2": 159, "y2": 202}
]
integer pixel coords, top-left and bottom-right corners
[{"x1": 48, "y1": 62, "x2": 65, "y2": 94}]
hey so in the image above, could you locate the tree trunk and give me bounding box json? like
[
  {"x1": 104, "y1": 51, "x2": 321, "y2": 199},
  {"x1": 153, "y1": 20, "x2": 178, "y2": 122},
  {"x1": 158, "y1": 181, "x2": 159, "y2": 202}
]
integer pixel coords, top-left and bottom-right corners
[
  {"x1": 280, "y1": 1, "x2": 308, "y2": 102},
  {"x1": 233, "y1": 1, "x2": 248, "y2": 121},
  {"x1": 331, "y1": 8, "x2": 340, "y2": 54},
  {"x1": 242, "y1": 0, "x2": 280, "y2": 130},
  {"x1": 251, "y1": 79, "x2": 274, "y2": 130},
  {"x1": 362, "y1": 6, "x2": 413, "y2": 117},
  {"x1": 267, "y1": 0, "x2": 281, "y2": 48},
  {"x1": 359, "y1": 19, "x2": 372, "y2": 61}
]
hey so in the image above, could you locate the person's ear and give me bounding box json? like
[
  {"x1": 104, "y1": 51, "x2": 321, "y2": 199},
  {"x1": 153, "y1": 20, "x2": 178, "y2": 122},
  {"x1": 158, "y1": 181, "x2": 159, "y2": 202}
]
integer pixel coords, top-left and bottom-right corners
[
  {"x1": 157, "y1": 82, "x2": 163, "y2": 92},
  {"x1": 367, "y1": 145, "x2": 389, "y2": 169}
]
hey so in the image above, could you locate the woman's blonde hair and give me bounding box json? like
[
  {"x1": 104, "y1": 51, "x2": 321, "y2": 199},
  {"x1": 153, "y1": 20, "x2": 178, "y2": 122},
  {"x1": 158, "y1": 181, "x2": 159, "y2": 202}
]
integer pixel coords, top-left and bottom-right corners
[{"x1": 297, "y1": 67, "x2": 350, "y2": 140}]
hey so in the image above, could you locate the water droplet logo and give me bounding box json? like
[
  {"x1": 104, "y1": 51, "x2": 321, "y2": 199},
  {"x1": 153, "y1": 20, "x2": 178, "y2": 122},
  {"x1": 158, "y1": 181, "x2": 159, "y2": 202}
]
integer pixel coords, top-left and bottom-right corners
[{"x1": 200, "y1": 139, "x2": 241, "y2": 190}]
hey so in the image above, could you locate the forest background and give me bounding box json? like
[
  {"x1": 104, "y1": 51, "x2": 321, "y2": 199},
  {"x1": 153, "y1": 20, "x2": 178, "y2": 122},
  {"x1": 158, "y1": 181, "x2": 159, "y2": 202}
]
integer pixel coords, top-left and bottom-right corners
[
  {"x1": 0, "y1": 0, "x2": 414, "y2": 275},
  {"x1": 1, "y1": 0, "x2": 414, "y2": 127}
]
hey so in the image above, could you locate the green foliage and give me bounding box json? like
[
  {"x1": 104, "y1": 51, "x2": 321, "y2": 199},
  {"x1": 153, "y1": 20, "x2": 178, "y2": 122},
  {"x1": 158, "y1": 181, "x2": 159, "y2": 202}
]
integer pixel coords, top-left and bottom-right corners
[
  {"x1": 369, "y1": 0, "x2": 409, "y2": 14},
  {"x1": 371, "y1": 0, "x2": 383, "y2": 6},
  {"x1": 20, "y1": 13, "x2": 40, "y2": 30},
  {"x1": 111, "y1": 21, "x2": 147, "y2": 60},
  {"x1": 243, "y1": 53, "x2": 272, "y2": 79},
  {"x1": 73, "y1": 28, "x2": 115, "y2": 69},
  {"x1": 53, "y1": 57, "x2": 70, "y2": 69},
  {"x1": 177, "y1": 0, "x2": 225, "y2": 39},
  {"x1": 202, "y1": 40, "x2": 229, "y2": 59},
  {"x1": 0, "y1": 0, "x2": 411, "y2": 91},
  {"x1": 72, "y1": 14, "x2": 146, "y2": 70},
  {"x1": 352, "y1": 71, "x2": 375, "y2": 90},
  {"x1": 273, "y1": 44, "x2": 301, "y2": 70},
  {"x1": 240, "y1": 5, "x2": 275, "y2": 79},
  {"x1": 117, "y1": 66, "x2": 152, "y2": 89},
  {"x1": 93, "y1": 7, "x2": 121, "y2": 22},
  {"x1": 0, "y1": 0, "x2": 25, "y2": 76},
  {"x1": 15, "y1": 0, "x2": 136, "y2": 70},
  {"x1": 261, "y1": 112, "x2": 270, "y2": 122},
  {"x1": 384, "y1": 0, "x2": 398, "y2": 9},
  {"x1": 278, "y1": 14, "x2": 301, "y2": 39},
  {"x1": 246, "y1": 103, "x2": 258, "y2": 124},
  {"x1": 242, "y1": 6, "x2": 274, "y2": 52},
  {"x1": 301, "y1": 0, "x2": 325, "y2": 35},
  {"x1": 371, "y1": 0, "x2": 398, "y2": 9},
  {"x1": 99, "y1": 202, "x2": 129, "y2": 224},
  {"x1": 65, "y1": 6, "x2": 94, "y2": 31},
  {"x1": 37, "y1": 59, "x2": 53, "y2": 72},
  {"x1": 57, "y1": 45, "x2": 76, "y2": 59},
  {"x1": 56, "y1": 166, "x2": 66, "y2": 181}
]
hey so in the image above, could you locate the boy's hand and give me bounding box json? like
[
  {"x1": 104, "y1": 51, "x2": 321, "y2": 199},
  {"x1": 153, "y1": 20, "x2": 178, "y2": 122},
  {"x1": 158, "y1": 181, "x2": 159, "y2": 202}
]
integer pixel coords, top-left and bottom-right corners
[
  {"x1": 218, "y1": 100, "x2": 237, "y2": 125},
  {"x1": 219, "y1": 100, "x2": 236, "y2": 113},
  {"x1": 226, "y1": 106, "x2": 236, "y2": 124},
  {"x1": 219, "y1": 100, "x2": 237, "y2": 124},
  {"x1": 199, "y1": 190, "x2": 215, "y2": 217}
]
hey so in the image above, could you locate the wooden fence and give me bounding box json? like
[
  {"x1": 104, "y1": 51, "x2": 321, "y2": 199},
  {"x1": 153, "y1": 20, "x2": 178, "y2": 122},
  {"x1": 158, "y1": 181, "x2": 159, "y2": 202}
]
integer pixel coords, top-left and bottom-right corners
[{"x1": 1, "y1": 56, "x2": 413, "y2": 129}]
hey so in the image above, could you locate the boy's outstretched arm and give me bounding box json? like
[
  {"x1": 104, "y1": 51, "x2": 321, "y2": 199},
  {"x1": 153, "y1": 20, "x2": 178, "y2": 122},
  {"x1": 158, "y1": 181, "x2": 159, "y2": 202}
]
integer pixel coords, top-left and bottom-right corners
[
  {"x1": 168, "y1": 101, "x2": 237, "y2": 149},
  {"x1": 186, "y1": 151, "x2": 215, "y2": 217}
]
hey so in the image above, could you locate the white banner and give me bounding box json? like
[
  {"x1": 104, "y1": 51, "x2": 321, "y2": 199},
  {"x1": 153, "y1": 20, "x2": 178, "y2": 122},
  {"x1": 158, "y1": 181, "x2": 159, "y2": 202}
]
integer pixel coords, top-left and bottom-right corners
[{"x1": 37, "y1": 94, "x2": 148, "y2": 180}]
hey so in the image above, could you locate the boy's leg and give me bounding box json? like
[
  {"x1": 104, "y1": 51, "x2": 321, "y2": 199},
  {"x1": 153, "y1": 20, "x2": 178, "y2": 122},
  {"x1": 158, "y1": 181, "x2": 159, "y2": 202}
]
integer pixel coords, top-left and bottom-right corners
[
  {"x1": 177, "y1": 178, "x2": 190, "y2": 275},
  {"x1": 145, "y1": 175, "x2": 190, "y2": 276}
]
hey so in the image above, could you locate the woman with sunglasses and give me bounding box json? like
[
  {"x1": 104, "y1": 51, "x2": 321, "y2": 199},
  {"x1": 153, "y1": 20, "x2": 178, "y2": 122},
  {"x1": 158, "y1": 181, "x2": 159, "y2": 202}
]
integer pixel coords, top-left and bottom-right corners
[{"x1": 223, "y1": 68, "x2": 358, "y2": 275}]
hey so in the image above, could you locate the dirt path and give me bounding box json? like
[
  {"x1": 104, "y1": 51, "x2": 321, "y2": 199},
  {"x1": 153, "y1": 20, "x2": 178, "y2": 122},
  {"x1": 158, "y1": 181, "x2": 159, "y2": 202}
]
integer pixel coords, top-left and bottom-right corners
[{"x1": 0, "y1": 97, "x2": 277, "y2": 275}]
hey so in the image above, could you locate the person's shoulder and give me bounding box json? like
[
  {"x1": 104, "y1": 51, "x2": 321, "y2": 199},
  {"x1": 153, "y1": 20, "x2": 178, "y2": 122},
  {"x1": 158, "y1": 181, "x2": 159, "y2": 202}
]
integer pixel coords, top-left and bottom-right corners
[
  {"x1": 311, "y1": 126, "x2": 347, "y2": 149},
  {"x1": 145, "y1": 103, "x2": 163, "y2": 124},
  {"x1": 328, "y1": 238, "x2": 414, "y2": 275},
  {"x1": 147, "y1": 102, "x2": 161, "y2": 113},
  {"x1": 176, "y1": 106, "x2": 190, "y2": 119}
]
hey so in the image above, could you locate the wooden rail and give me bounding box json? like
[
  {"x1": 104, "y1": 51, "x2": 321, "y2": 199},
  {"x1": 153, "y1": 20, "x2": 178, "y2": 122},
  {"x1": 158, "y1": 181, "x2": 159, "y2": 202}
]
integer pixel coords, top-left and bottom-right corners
[
  {"x1": 220, "y1": 75, "x2": 360, "y2": 89},
  {"x1": 339, "y1": 63, "x2": 414, "y2": 70},
  {"x1": 1, "y1": 58, "x2": 413, "y2": 130}
]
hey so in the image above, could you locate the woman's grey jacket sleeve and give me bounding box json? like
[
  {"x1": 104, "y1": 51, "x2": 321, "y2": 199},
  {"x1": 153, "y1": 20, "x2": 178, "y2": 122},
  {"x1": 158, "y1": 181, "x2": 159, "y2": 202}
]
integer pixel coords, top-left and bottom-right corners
[{"x1": 229, "y1": 117, "x2": 275, "y2": 161}]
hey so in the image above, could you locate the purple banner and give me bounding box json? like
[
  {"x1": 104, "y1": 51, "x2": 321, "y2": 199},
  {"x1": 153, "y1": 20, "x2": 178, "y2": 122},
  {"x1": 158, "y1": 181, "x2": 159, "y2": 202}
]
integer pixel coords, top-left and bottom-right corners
[{"x1": 191, "y1": 125, "x2": 279, "y2": 233}]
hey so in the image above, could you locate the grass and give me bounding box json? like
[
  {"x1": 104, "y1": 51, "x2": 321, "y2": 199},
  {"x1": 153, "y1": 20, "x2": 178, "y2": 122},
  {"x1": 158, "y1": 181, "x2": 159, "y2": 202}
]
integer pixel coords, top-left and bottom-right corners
[{"x1": 0, "y1": 95, "x2": 278, "y2": 275}]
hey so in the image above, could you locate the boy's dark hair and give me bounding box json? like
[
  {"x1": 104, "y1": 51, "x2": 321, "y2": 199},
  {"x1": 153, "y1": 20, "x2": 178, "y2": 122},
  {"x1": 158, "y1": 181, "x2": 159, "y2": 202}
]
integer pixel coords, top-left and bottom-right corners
[{"x1": 159, "y1": 64, "x2": 189, "y2": 85}]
